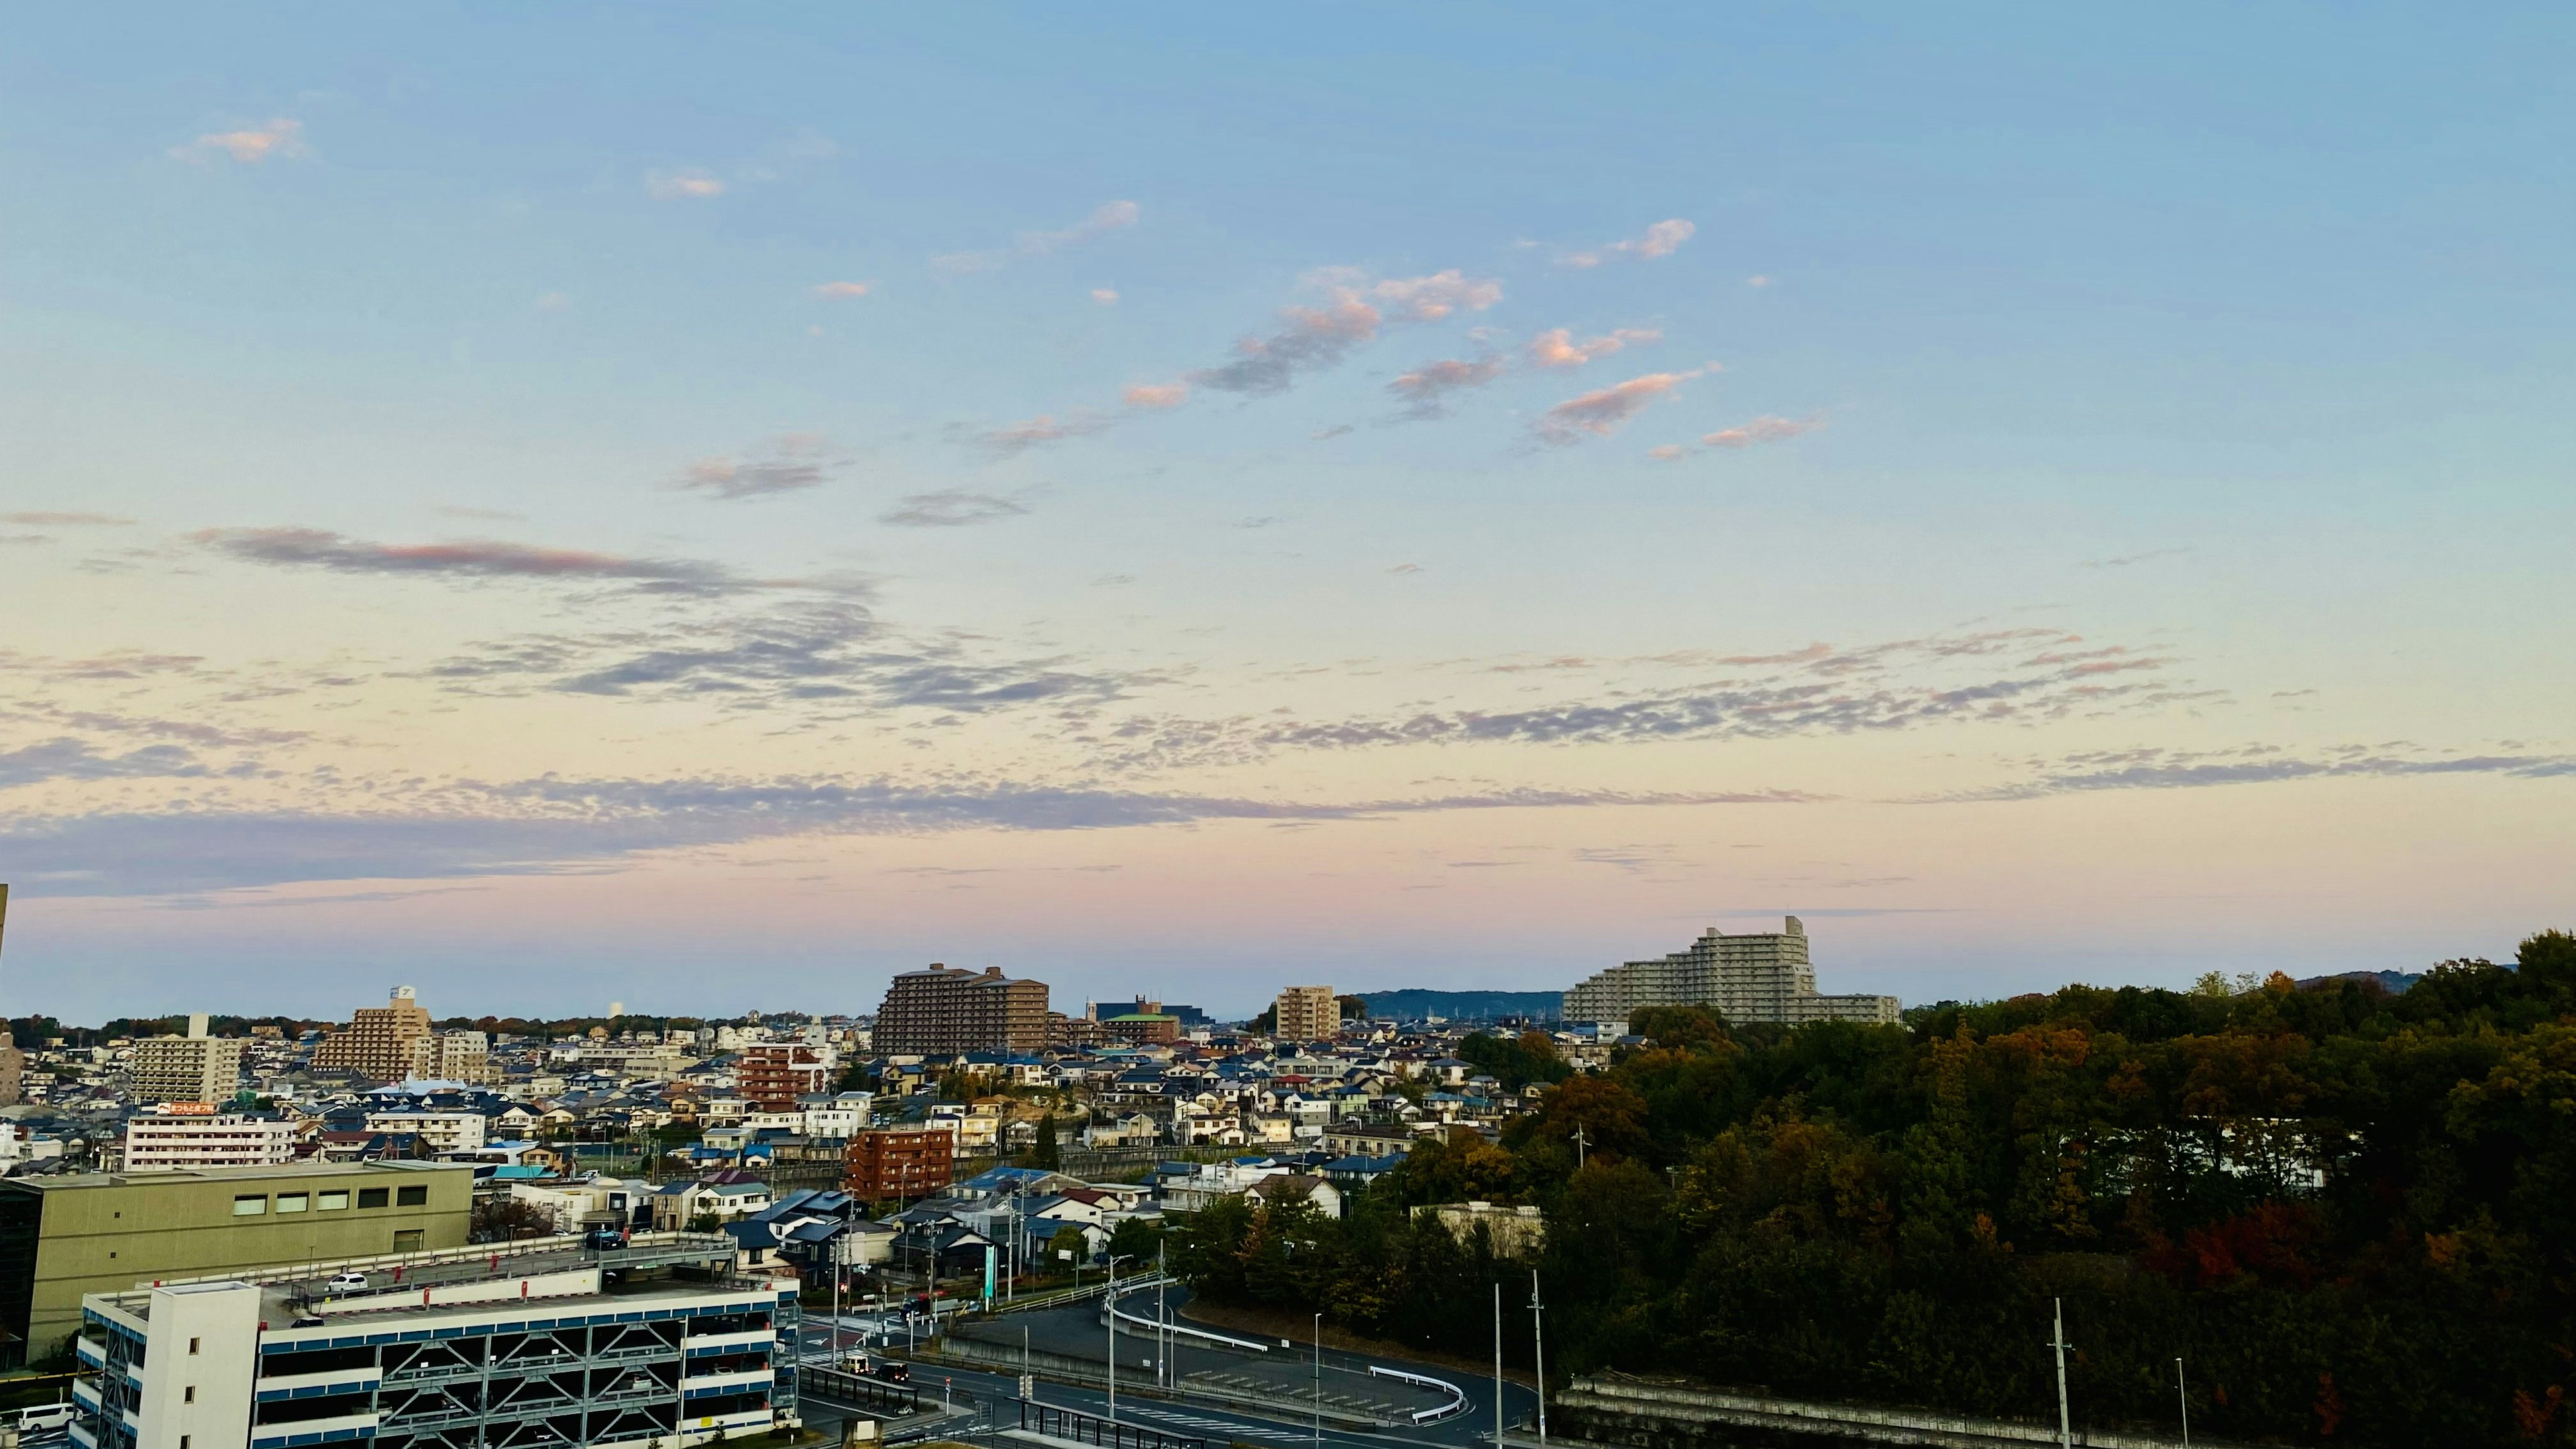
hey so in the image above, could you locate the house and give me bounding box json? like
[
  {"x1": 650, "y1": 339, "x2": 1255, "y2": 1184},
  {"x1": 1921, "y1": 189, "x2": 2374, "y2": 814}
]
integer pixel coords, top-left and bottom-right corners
[
  {"x1": 1244, "y1": 1173, "x2": 1343, "y2": 1220},
  {"x1": 649, "y1": 1172, "x2": 773, "y2": 1229}
]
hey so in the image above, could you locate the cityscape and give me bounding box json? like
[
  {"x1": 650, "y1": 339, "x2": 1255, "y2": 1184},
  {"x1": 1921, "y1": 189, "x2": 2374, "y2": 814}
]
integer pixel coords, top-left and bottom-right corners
[{"x1": 4, "y1": 7, "x2": 2568, "y2": 1449}]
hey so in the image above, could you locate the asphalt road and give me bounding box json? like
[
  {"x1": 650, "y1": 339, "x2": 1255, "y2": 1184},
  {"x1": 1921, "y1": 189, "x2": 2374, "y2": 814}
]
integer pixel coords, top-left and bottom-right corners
[{"x1": 802, "y1": 1289, "x2": 1538, "y2": 1449}]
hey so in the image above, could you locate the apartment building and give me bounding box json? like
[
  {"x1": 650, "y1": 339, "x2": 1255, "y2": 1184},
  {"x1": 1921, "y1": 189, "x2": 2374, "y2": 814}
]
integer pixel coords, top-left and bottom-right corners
[
  {"x1": 362, "y1": 1110, "x2": 488, "y2": 1155},
  {"x1": 735, "y1": 1044, "x2": 830, "y2": 1112},
  {"x1": 842, "y1": 1127, "x2": 954, "y2": 1203},
  {"x1": 121, "y1": 1108, "x2": 294, "y2": 1173},
  {"x1": 1561, "y1": 916, "x2": 1901, "y2": 1027},
  {"x1": 873, "y1": 965, "x2": 1048, "y2": 1054},
  {"x1": 71, "y1": 1233, "x2": 796, "y2": 1449},
  {"x1": 312, "y1": 988, "x2": 494, "y2": 1085},
  {"x1": 127, "y1": 1017, "x2": 244, "y2": 1106},
  {"x1": 1273, "y1": 985, "x2": 1342, "y2": 1042},
  {"x1": 0, "y1": 1161, "x2": 471, "y2": 1365}
]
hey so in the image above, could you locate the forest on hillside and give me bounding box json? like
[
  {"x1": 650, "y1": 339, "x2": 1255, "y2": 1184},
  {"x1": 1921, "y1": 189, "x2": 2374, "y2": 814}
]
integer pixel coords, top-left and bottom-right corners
[{"x1": 1169, "y1": 931, "x2": 2576, "y2": 1448}]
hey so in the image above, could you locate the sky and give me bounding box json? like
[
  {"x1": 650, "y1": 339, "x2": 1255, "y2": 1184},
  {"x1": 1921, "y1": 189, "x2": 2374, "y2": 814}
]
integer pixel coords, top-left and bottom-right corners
[{"x1": 2, "y1": 4, "x2": 2570, "y2": 1024}]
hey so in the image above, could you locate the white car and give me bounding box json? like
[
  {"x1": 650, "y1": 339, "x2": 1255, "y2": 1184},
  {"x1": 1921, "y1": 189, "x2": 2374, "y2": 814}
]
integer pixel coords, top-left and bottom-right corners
[
  {"x1": 16, "y1": 1403, "x2": 74, "y2": 1433},
  {"x1": 325, "y1": 1272, "x2": 370, "y2": 1292}
]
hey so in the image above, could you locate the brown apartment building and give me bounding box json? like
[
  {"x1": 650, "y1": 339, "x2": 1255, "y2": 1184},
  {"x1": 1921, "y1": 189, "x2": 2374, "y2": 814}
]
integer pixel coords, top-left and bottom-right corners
[
  {"x1": 844, "y1": 1126, "x2": 955, "y2": 1203},
  {"x1": 737, "y1": 1044, "x2": 830, "y2": 1110},
  {"x1": 311, "y1": 986, "x2": 495, "y2": 1084},
  {"x1": 874, "y1": 964, "x2": 1048, "y2": 1054}
]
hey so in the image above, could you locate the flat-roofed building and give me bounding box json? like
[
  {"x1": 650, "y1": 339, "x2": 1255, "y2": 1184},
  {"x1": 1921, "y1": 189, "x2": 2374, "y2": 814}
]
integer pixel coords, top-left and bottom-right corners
[
  {"x1": 121, "y1": 1108, "x2": 294, "y2": 1173},
  {"x1": 1561, "y1": 916, "x2": 1900, "y2": 1028},
  {"x1": 873, "y1": 965, "x2": 1048, "y2": 1055},
  {"x1": 1273, "y1": 985, "x2": 1341, "y2": 1042},
  {"x1": 0, "y1": 1161, "x2": 472, "y2": 1366},
  {"x1": 127, "y1": 1017, "x2": 243, "y2": 1106},
  {"x1": 72, "y1": 1231, "x2": 795, "y2": 1449},
  {"x1": 843, "y1": 1127, "x2": 954, "y2": 1203}
]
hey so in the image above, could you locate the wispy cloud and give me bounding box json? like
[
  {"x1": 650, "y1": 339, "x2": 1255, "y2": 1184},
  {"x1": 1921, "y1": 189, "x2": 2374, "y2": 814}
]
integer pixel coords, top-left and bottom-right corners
[
  {"x1": 935, "y1": 200, "x2": 1139, "y2": 274},
  {"x1": 676, "y1": 434, "x2": 842, "y2": 500},
  {"x1": 1643, "y1": 413, "x2": 1826, "y2": 460},
  {"x1": 1527, "y1": 327, "x2": 1660, "y2": 368},
  {"x1": 1092, "y1": 288, "x2": 1120, "y2": 305},
  {"x1": 1190, "y1": 269, "x2": 1502, "y2": 396},
  {"x1": 813, "y1": 280, "x2": 872, "y2": 299},
  {"x1": 1122, "y1": 382, "x2": 1189, "y2": 410},
  {"x1": 1389, "y1": 357, "x2": 1505, "y2": 417},
  {"x1": 2082, "y1": 547, "x2": 2193, "y2": 570},
  {"x1": 3, "y1": 512, "x2": 134, "y2": 527},
  {"x1": 170, "y1": 118, "x2": 306, "y2": 165},
  {"x1": 646, "y1": 169, "x2": 726, "y2": 200},
  {"x1": 1947, "y1": 745, "x2": 2576, "y2": 802},
  {"x1": 191, "y1": 527, "x2": 764, "y2": 596},
  {"x1": 1536, "y1": 366, "x2": 1717, "y2": 444},
  {"x1": 1563, "y1": 219, "x2": 1695, "y2": 268},
  {"x1": 965, "y1": 411, "x2": 1113, "y2": 456},
  {"x1": 879, "y1": 491, "x2": 1032, "y2": 528},
  {"x1": 0, "y1": 739, "x2": 209, "y2": 789},
  {"x1": 0, "y1": 776, "x2": 1811, "y2": 898}
]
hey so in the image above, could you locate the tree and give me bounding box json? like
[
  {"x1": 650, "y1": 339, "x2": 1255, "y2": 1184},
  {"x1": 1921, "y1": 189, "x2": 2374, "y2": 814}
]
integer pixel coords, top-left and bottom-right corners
[
  {"x1": 472, "y1": 1195, "x2": 556, "y2": 1244},
  {"x1": 1047, "y1": 1224, "x2": 1093, "y2": 1270},
  {"x1": 1034, "y1": 1112, "x2": 1061, "y2": 1169}
]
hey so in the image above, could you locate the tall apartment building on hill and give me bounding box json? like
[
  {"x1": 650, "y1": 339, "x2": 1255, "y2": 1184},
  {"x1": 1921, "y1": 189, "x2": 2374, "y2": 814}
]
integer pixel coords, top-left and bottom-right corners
[
  {"x1": 1563, "y1": 916, "x2": 1900, "y2": 1028},
  {"x1": 873, "y1": 965, "x2": 1048, "y2": 1054},
  {"x1": 311, "y1": 985, "x2": 495, "y2": 1084},
  {"x1": 1273, "y1": 985, "x2": 1341, "y2": 1041}
]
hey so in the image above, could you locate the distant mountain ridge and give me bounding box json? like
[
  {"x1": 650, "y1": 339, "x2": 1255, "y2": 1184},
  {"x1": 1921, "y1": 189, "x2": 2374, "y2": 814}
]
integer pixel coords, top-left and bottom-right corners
[
  {"x1": 2295, "y1": 969, "x2": 2424, "y2": 994},
  {"x1": 1356, "y1": 988, "x2": 1563, "y2": 1021}
]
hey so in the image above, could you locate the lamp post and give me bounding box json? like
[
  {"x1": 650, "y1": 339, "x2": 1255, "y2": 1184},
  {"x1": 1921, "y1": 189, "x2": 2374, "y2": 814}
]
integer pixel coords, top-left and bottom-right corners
[
  {"x1": 1106, "y1": 1252, "x2": 1133, "y2": 1424},
  {"x1": 1312, "y1": 1311, "x2": 1323, "y2": 1449},
  {"x1": 2049, "y1": 1299, "x2": 2072, "y2": 1449},
  {"x1": 2176, "y1": 1358, "x2": 2190, "y2": 1448},
  {"x1": 1530, "y1": 1269, "x2": 1547, "y2": 1444}
]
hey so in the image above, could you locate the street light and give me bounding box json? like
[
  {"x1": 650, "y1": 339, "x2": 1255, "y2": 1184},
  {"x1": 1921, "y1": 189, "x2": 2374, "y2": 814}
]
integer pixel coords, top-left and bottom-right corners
[
  {"x1": 1105, "y1": 1252, "x2": 1134, "y2": 1425},
  {"x1": 1312, "y1": 1311, "x2": 1323, "y2": 1449}
]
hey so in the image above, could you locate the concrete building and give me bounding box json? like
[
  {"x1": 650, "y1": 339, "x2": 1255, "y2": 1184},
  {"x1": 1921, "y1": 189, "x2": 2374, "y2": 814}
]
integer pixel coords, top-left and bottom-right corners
[
  {"x1": 0, "y1": 1161, "x2": 472, "y2": 1366},
  {"x1": 1273, "y1": 985, "x2": 1341, "y2": 1042},
  {"x1": 121, "y1": 1108, "x2": 294, "y2": 1173},
  {"x1": 1102, "y1": 1012, "x2": 1180, "y2": 1045},
  {"x1": 734, "y1": 1045, "x2": 830, "y2": 1112},
  {"x1": 1561, "y1": 917, "x2": 1900, "y2": 1028},
  {"x1": 127, "y1": 1018, "x2": 243, "y2": 1106},
  {"x1": 72, "y1": 1233, "x2": 795, "y2": 1449},
  {"x1": 311, "y1": 987, "x2": 431, "y2": 1082},
  {"x1": 361, "y1": 1110, "x2": 487, "y2": 1155},
  {"x1": 872, "y1": 965, "x2": 1048, "y2": 1055},
  {"x1": 841, "y1": 1127, "x2": 954, "y2": 1203}
]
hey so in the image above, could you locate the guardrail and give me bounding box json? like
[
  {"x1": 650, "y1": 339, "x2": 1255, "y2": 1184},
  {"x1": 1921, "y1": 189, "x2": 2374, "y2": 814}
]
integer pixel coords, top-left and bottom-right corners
[
  {"x1": 1017, "y1": 1399, "x2": 1203, "y2": 1449},
  {"x1": 1368, "y1": 1364, "x2": 1470, "y2": 1424},
  {"x1": 1102, "y1": 1289, "x2": 1270, "y2": 1354},
  {"x1": 798, "y1": 1365, "x2": 924, "y2": 1417}
]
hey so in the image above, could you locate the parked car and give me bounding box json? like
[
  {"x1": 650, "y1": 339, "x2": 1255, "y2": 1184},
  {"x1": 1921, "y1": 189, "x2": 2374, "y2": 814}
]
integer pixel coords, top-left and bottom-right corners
[
  {"x1": 325, "y1": 1271, "x2": 369, "y2": 1292},
  {"x1": 15, "y1": 1403, "x2": 75, "y2": 1433}
]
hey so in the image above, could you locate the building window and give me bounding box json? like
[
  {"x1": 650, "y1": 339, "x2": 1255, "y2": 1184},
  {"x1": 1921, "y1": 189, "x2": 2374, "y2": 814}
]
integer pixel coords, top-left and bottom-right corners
[
  {"x1": 317, "y1": 1192, "x2": 349, "y2": 1211},
  {"x1": 392, "y1": 1229, "x2": 424, "y2": 1252},
  {"x1": 189, "y1": 1338, "x2": 200, "y2": 1355},
  {"x1": 358, "y1": 1188, "x2": 390, "y2": 1209},
  {"x1": 182, "y1": 1387, "x2": 195, "y2": 1403},
  {"x1": 395, "y1": 1185, "x2": 428, "y2": 1207},
  {"x1": 232, "y1": 1195, "x2": 267, "y2": 1217},
  {"x1": 275, "y1": 1194, "x2": 309, "y2": 1214}
]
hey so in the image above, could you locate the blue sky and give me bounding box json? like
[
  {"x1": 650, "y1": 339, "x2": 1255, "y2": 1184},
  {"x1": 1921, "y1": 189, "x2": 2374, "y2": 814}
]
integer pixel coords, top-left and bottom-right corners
[{"x1": 2, "y1": 5, "x2": 2569, "y2": 1022}]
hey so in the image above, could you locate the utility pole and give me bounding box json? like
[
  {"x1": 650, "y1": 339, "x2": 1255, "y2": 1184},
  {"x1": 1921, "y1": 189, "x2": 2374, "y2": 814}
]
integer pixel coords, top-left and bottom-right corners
[
  {"x1": 1493, "y1": 1283, "x2": 1505, "y2": 1449},
  {"x1": 2176, "y1": 1358, "x2": 2190, "y2": 1448},
  {"x1": 1530, "y1": 1269, "x2": 1547, "y2": 1444},
  {"x1": 1106, "y1": 1252, "x2": 1130, "y2": 1424},
  {"x1": 1569, "y1": 1125, "x2": 1588, "y2": 1172},
  {"x1": 2049, "y1": 1298, "x2": 2072, "y2": 1449},
  {"x1": 1159, "y1": 1240, "x2": 1171, "y2": 1389}
]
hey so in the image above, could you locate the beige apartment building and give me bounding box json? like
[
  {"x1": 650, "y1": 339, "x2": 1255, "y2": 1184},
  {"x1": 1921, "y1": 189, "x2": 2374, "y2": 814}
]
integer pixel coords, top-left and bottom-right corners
[
  {"x1": 1562, "y1": 916, "x2": 1901, "y2": 1028},
  {"x1": 120, "y1": 1108, "x2": 295, "y2": 1173},
  {"x1": 127, "y1": 1016, "x2": 243, "y2": 1105},
  {"x1": 1273, "y1": 985, "x2": 1341, "y2": 1041},
  {"x1": 311, "y1": 987, "x2": 494, "y2": 1084}
]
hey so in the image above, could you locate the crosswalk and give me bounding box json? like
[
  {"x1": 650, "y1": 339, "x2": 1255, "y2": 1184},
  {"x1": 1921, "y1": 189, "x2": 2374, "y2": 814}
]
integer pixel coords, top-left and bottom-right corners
[{"x1": 1118, "y1": 1402, "x2": 1311, "y2": 1442}]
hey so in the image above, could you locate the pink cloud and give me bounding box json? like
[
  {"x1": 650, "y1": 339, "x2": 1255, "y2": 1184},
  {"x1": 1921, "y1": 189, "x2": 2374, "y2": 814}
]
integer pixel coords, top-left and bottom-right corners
[
  {"x1": 1561, "y1": 219, "x2": 1695, "y2": 267},
  {"x1": 1701, "y1": 413, "x2": 1823, "y2": 449},
  {"x1": 647, "y1": 170, "x2": 726, "y2": 200},
  {"x1": 1122, "y1": 382, "x2": 1189, "y2": 410},
  {"x1": 1191, "y1": 268, "x2": 1500, "y2": 396},
  {"x1": 1092, "y1": 288, "x2": 1120, "y2": 305},
  {"x1": 1535, "y1": 366, "x2": 1717, "y2": 444},
  {"x1": 1021, "y1": 200, "x2": 1140, "y2": 256},
  {"x1": 813, "y1": 280, "x2": 871, "y2": 299},
  {"x1": 971, "y1": 411, "x2": 1113, "y2": 455},
  {"x1": 1389, "y1": 357, "x2": 1505, "y2": 417},
  {"x1": 1527, "y1": 327, "x2": 1661, "y2": 369},
  {"x1": 1367, "y1": 269, "x2": 1503, "y2": 321},
  {"x1": 1645, "y1": 444, "x2": 1690, "y2": 462},
  {"x1": 170, "y1": 118, "x2": 306, "y2": 165}
]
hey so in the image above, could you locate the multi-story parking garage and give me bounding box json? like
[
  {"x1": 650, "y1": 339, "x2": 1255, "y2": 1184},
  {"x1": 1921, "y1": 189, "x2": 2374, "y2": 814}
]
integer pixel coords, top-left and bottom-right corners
[{"x1": 70, "y1": 1233, "x2": 798, "y2": 1449}]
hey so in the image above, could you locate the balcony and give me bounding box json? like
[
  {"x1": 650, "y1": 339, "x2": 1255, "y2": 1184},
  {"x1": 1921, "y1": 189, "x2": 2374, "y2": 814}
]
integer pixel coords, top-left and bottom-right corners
[
  {"x1": 255, "y1": 1367, "x2": 382, "y2": 1399},
  {"x1": 70, "y1": 1379, "x2": 101, "y2": 1414},
  {"x1": 682, "y1": 1368, "x2": 774, "y2": 1395},
  {"x1": 680, "y1": 1328, "x2": 770, "y2": 1352},
  {"x1": 74, "y1": 1337, "x2": 105, "y2": 1369}
]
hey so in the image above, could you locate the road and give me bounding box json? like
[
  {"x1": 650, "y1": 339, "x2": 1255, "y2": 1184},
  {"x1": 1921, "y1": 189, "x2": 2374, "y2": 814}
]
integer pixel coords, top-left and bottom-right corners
[{"x1": 800, "y1": 1288, "x2": 1538, "y2": 1449}]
